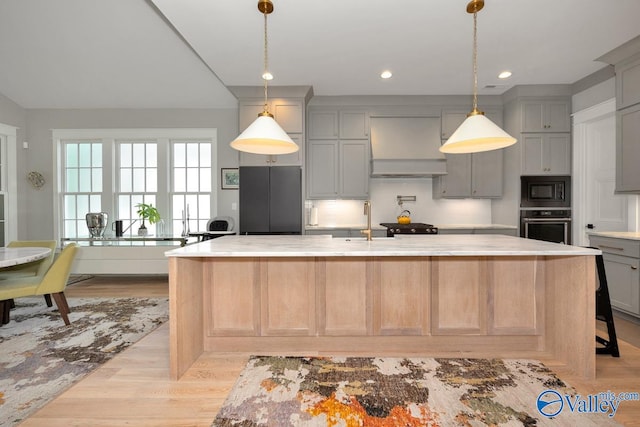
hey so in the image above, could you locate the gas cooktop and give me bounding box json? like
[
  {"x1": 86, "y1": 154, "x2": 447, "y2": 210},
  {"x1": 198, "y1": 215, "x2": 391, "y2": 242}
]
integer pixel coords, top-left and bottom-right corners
[{"x1": 380, "y1": 223, "x2": 438, "y2": 236}]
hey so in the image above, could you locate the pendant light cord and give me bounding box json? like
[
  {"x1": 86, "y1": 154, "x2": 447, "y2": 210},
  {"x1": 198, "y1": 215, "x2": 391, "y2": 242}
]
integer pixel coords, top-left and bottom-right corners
[
  {"x1": 263, "y1": 11, "x2": 269, "y2": 113},
  {"x1": 472, "y1": 10, "x2": 478, "y2": 113}
]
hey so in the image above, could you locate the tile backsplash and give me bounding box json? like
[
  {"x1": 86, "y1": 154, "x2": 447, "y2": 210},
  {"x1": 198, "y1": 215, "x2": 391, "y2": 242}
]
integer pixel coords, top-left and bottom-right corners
[{"x1": 306, "y1": 178, "x2": 492, "y2": 227}]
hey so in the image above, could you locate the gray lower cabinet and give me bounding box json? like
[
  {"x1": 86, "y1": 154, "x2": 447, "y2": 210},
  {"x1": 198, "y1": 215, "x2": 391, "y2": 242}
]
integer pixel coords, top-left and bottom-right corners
[
  {"x1": 307, "y1": 139, "x2": 369, "y2": 199},
  {"x1": 433, "y1": 150, "x2": 503, "y2": 198},
  {"x1": 589, "y1": 235, "x2": 640, "y2": 317},
  {"x1": 306, "y1": 228, "x2": 386, "y2": 238},
  {"x1": 439, "y1": 227, "x2": 517, "y2": 236}
]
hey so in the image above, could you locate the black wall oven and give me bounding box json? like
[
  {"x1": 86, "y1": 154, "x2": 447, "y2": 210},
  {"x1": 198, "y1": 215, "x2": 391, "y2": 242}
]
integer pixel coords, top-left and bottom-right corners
[
  {"x1": 520, "y1": 175, "x2": 571, "y2": 208},
  {"x1": 520, "y1": 209, "x2": 572, "y2": 244}
]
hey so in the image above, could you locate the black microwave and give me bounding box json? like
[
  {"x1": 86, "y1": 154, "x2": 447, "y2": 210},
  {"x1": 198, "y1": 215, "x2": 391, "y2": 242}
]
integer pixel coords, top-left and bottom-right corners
[{"x1": 520, "y1": 175, "x2": 571, "y2": 208}]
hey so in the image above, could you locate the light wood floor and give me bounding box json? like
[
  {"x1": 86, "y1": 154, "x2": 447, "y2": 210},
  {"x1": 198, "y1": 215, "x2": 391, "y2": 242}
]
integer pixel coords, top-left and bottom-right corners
[{"x1": 18, "y1": 275, "x2": 640, "y2": 426}]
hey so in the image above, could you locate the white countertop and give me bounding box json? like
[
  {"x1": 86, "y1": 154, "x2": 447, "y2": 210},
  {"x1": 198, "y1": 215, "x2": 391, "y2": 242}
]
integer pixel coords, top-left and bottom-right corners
[
  {"x1": 166, "y1": 234, "x2": 599, "y2": 258},
  {"x1": 588, "y1": 231, "x2": 640, "y2": 241},
  {"x1": 0, "y1": 247, "x2": 52, "y2": 268}
]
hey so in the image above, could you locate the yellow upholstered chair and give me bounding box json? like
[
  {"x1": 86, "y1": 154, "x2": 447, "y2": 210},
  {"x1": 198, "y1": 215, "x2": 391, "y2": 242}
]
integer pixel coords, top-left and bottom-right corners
[
  {"x1": 0, "y1": 240, "x2": 57, "y2": 278},
  {"x1": 0, "y1": 243, "x2": 78, "y2": 326}
]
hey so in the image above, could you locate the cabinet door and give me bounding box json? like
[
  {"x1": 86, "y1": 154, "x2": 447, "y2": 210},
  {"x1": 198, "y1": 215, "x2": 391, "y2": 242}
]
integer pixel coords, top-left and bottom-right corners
[
  {"x1": 272, "y1": 99, "x2": 303, "y2": 133},
  {"x1": 522, "y1": 133, "x2": 570, "y2": 175},
  {"x1": 616, "y1": 58, "x2": 640, "y2": 110},
  {"x1": 471, "y1": 149, "x2": 503, "y2": 197},
  {"x1": 544, "y1": 134, "x2": 571, "y2": 174},
  {"x1": 339, "y1": 111, "x2": 369, "y2": 139},
  {"x1": 307, "y1": 140, "x2": 338, "y2": 198},
  {"x1": 602, "y1": 253, "x2": 640, "y2": 315},
  {"x1": 340, "y1": 141, "x2": 369, "y2": 198},
  {"x1": 239, "y1": 100, "x2": 268, "y2": 132},
  {"x1": 521, "y1": 100, "x2": 570, "y2": 132},
  {"x1": 434, "y1": 154, "x2": 472, "y2": 198},
  {"x1": 308, "y1": 110, "x2": 338, "y2": 139},
  {"x1": 616, "y1": 104, "x2": 640, "y2": 192}
]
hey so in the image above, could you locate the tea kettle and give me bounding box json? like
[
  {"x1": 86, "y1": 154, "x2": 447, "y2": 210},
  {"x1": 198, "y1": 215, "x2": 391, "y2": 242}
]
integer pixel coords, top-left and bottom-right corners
[{"x1": 397, "y1": 210, "x2": 411, "y2": 224}]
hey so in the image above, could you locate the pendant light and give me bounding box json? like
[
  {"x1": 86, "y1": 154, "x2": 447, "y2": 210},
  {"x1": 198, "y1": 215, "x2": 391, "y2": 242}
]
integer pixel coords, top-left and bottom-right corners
[
  {"x1": 440, "y1": 0, "x2": 516, "y2": 154},
  {"x1": 230, "y1": 0, "x2": 299, "y2": 155}
]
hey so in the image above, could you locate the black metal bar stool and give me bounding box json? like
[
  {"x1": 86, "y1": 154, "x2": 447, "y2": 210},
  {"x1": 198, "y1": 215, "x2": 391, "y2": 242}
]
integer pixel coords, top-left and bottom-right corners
[{"x1": 590, "y1": 248, "x2": 620, "y2": 357}]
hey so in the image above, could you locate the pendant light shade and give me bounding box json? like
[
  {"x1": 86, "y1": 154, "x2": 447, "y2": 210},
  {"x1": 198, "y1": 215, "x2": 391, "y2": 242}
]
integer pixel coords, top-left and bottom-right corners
[
  {"x1": 440, "y1": 111, "x2": 517, "y2": 154},
  {"x1": 230, "y1": 0, "x2": 299, "y2": 155},
  {"x1": 230, "y1": 113, "x2": 298, "y2": 155},
  {"x1": 440, "y1": 0, "x2": 516, "y2": 154}
]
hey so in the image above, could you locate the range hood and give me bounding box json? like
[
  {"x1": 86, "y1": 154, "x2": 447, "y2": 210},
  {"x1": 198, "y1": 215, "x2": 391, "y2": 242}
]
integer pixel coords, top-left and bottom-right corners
[{"x1": 369, "y1": 116, "x2": 447, "y2": 177}]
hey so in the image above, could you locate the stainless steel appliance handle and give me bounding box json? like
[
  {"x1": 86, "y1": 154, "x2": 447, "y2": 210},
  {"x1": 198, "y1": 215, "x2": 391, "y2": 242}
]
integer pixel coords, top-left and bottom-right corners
[{"x1": 522, "y1": 218, "x2": 572, "y2": 222}]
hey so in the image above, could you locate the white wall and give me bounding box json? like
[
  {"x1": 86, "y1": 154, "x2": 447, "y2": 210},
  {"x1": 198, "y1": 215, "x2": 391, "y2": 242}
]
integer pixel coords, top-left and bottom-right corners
[{"x1": 308, "y1": 178, "x2": 492, "y2": 227}]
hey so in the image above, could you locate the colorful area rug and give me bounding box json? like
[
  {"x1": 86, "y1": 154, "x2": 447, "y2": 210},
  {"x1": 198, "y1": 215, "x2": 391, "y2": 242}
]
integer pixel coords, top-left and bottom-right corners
[
  {"x1": 0, "y1": 296, "x2": 168, "y2": 427},
  {"x1": 213, "y1": 356, "x2": 622, "y2": 426}
]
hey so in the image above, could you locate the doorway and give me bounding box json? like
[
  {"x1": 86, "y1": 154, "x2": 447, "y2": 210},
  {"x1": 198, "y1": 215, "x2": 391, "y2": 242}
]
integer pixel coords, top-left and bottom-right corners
[{"x1": 573, "y1": 99, "x2": 637, "y2": 246}]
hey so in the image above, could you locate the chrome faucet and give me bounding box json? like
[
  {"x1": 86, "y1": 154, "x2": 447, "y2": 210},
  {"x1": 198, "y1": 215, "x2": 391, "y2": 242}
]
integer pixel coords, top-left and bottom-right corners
[{"x1": 361, "y1": 200, "x2": 372, "y2": 241}]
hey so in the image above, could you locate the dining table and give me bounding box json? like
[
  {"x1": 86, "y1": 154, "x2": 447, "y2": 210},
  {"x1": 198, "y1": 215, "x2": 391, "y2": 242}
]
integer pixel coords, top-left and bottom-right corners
[{"x1": 0, "y1": 246, "x2": 52, "y2": 268}]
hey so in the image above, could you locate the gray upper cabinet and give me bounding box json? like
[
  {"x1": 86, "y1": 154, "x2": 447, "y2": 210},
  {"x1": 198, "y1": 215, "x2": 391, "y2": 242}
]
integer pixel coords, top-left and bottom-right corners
[
  {"x1": 616, "y1": 57, "x2": 640, "y2": 110},
  {"x1": 307, "y1": 140, "x2": 338, "y2": 198},
  {"x1": 307, "y1": 108, "x2": 369, "y2": 199},
  {"x1": 339, "y1": 111, "x2": 369, "y2": 139},
  {"x1": 433, "y1": 150, "x2": 503, "y2": 198},
  {"x1": 239, "y1": 99, "x2": 303, "y2": 133},
  {"x1": 521, "y1": 133, "x2": 571, "y2": 175},
  {"x1": 599, "y1": 37, "x2": 640, "y2": 193},
  {"x1": 616, "y1": 103, "x2": 640, "y2": 192},
  {"x1": 520, "y1": 99, "x2": 570, "y2": 133},
  {"x1": 307, "y1": 139, "x2": 369, "y2": 199},
  {"x1": 340, "y1": 141, "x2": 369, "y2": 197},
  {"x1": 308, "y1": 110, "x2": 339, "y2": 139}
]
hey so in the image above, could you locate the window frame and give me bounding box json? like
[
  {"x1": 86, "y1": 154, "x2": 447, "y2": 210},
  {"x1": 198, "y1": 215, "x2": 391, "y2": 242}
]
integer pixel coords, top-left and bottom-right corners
[{"x1": 52, "y1": 128, "x2": 218, "y2": 241}]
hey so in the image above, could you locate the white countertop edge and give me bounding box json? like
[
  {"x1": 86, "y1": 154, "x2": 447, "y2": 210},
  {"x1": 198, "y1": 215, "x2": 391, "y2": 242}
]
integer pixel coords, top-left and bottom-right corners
[{"x1": 166, "y1": 235, "x2": 600, "y2": 258}]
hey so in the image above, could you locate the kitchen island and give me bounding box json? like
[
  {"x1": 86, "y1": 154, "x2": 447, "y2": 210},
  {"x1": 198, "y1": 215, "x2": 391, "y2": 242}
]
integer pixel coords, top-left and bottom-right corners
[{"x1": 166, "y1": 235, "x2": 599, "y2": 380}]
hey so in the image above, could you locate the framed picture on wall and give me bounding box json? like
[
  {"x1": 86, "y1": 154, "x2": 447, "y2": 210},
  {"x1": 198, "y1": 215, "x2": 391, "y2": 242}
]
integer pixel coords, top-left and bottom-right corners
[{"x1": 221, "y1": 168, "x2": 239, "y2": 190}]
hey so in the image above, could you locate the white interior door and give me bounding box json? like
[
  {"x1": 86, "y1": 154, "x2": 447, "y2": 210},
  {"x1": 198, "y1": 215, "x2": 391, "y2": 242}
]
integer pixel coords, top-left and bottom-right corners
[{"x1": 573, "y1": 99, "x2": 631, "y2": 246}]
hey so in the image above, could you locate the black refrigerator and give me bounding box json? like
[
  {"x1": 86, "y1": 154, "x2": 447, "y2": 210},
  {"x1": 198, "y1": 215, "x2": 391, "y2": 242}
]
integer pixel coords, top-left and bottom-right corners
[{"x1": 239, "y1": 166, "x2": 302, "y2": 234}]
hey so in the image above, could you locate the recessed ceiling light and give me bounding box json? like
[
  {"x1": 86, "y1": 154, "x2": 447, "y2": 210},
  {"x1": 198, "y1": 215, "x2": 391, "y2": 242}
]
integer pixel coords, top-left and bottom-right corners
[
  {"x1": 498, "y1": 70, "x2": 512, "y2": 79},
  {"x1": 380, "y1": 70, "x2": 393, "y2": 79},
  {"x1": 262, "y1": 71, "x2": 273, "y2": 81}
]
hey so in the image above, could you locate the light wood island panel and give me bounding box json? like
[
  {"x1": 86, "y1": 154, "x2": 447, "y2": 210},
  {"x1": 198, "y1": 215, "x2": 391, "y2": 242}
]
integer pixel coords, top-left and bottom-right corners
[{"x1": 169, "y1": 253, "x2": 595, "y2": 381}]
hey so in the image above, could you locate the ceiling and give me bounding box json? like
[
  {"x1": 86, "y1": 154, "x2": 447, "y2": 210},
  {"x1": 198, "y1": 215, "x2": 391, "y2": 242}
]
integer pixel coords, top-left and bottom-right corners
[{"x1": 1, "y1": 0, "x2": 639, "y2": 109}]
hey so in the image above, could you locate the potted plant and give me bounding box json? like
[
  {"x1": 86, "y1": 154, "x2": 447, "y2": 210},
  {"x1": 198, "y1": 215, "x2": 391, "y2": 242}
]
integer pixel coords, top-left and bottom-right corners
[{"x1": 135, "y1": 203, "x2": 161, "y2": 236}]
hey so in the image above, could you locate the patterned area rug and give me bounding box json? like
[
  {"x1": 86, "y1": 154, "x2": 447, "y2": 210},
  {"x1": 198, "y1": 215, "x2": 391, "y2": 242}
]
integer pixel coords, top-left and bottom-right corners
[
  {"x1": 0, "y1": 296, "x2": 168, "y2": 427},
  {"x1": 213, "y1": 356, "x2": 622, "y2": 426}
]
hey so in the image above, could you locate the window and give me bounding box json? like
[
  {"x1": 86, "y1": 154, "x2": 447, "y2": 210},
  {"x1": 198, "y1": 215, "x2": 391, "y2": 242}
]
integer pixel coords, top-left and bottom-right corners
[
  {"x1": 63, "y1": 141, "x2": 104, "y2": 238},
  {"x1": 172, "y1": 141, "x2": 212, "y2": 235},
  {"x1": 53, "y1": 129, "x2": 217, "y2": 240}
]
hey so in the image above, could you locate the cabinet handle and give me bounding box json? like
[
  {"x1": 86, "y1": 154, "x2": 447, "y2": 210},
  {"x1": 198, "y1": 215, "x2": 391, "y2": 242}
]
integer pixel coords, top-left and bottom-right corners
[
  {"x1": 632, "y1": 265, "x2": 638, "y2": 270},
  {"x1": 599, "y1": 244, "x2": 625, "y2": 251}
]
